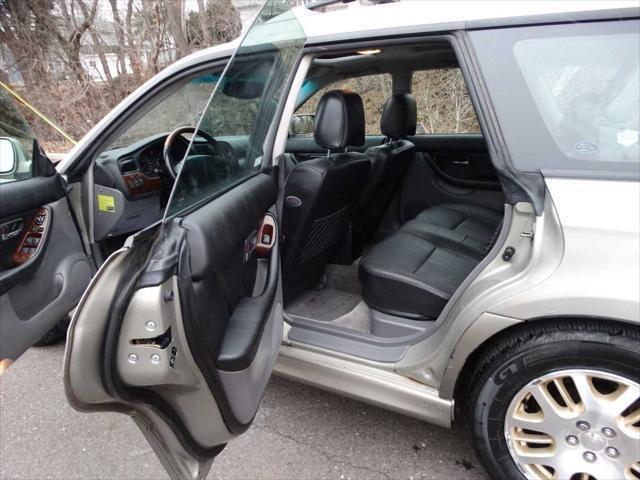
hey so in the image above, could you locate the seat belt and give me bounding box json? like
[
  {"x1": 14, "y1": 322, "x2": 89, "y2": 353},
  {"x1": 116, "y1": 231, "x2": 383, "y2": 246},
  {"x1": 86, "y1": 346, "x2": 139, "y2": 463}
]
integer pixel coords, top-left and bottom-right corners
[{"x1": 275, "y1": 153, "x2": 298, "y2": 223}]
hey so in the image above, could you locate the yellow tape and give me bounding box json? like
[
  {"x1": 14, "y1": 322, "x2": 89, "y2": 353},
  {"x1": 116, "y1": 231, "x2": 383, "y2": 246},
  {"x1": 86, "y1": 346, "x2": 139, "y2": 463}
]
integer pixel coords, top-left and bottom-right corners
[
  {"x1": 97, "y1": 194, "x2": 116, "y2": 212},
  {"x1": 0, "y1": 81, "x2": 77, "y2": 145}
]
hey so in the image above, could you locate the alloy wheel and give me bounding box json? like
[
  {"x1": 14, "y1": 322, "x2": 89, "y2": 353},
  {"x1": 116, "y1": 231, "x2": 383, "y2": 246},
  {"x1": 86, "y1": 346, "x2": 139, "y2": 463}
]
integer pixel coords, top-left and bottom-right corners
[{"x1": 504, "y1": 368, "x2": 640, "y2": 480}]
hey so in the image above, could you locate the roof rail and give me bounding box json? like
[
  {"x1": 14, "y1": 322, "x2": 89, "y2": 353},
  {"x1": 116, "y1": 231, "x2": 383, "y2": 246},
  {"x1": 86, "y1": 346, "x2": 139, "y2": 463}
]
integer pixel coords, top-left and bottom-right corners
[{"x1": 305, "y1": 0, "x2": 395, "y2": 11}]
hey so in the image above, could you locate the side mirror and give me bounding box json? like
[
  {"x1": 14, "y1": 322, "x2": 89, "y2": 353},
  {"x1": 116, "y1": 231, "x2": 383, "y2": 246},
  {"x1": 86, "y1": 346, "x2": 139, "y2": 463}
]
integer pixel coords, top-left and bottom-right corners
[
  {"x1": 289, "y1": 114, "x2": 314, "y2": 137},
  {"x1": 0, "y1": 137, "x2": 17, "y2": 174}
]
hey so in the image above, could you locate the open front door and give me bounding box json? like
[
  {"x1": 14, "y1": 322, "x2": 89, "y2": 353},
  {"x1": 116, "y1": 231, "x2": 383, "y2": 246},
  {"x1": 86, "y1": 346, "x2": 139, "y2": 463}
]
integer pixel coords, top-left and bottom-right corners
[
  {"x1": 64, "y1": 3, "x2": 306, "y2": 479},
  {"x1": 0, "y1": 88, "x2": 92, "y2": 362}
]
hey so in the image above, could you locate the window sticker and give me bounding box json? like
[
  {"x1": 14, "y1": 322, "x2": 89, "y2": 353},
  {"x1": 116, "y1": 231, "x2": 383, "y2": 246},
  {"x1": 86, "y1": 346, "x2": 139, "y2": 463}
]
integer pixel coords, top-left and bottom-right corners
[
  {"x1": 617, "y1": 129, "x2": 639, "y2": 147},
  {"x1": 97, "y1": 194, "x2": 116, "y2": 213}
]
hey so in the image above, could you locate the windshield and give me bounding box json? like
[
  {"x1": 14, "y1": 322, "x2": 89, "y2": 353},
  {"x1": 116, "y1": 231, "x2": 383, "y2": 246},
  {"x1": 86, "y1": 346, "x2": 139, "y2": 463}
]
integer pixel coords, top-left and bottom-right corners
[{"x1": 165, "y1": 0, "x2": 307, "y2": 218}]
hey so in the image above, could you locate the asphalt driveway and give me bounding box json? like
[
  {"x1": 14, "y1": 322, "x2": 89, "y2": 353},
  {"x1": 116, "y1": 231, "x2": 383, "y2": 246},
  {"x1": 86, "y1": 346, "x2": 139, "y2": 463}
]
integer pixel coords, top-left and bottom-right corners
[{"x1": 0, "y1": 343, "x2": 486, "y2": 479}]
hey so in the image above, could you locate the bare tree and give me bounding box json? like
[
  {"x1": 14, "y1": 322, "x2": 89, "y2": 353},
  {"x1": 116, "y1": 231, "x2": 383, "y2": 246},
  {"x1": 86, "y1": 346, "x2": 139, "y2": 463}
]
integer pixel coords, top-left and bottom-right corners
[
  {"x1": 53, "y1": 0, "x2": 100, "y2": 84},
  {"x1": 124, "y1": 0, "x2": 141, "y2": 80},
  {"x1": 187, "y1": 0, "x2": 241, "y2": 48},
  {"x1": 77, "y1": 1, "x2": 113, "y2": 82},
  {"x1": 196, "y1": 0, "x2": 213, "y2": 45},
  {"x1": 166, "y1": 0, "x2": 189, "y2": 59},
  {"x1": 0, "y1": 0, "x2": 53, "y2": 85},
  {"x1": 0, "y1": 1, "x2": 262, "y2": 152},
  {"x1": 107, "y1": 0, "x2": 126, "y2": 75}
]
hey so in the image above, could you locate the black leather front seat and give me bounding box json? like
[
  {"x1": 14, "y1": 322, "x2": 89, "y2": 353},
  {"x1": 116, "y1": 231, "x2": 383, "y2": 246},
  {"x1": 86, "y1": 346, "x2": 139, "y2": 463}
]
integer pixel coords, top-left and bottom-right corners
[
  {"x1": 282, "y1": 90, "x2": 371, "y2": 300},
  {"x1": 351, "y1": 93, "x2": 417, "y2": 251}
]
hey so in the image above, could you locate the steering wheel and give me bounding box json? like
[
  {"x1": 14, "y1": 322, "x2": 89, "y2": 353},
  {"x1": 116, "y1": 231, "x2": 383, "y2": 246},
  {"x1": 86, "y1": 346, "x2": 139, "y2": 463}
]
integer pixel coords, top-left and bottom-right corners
[{"x1": 163, "y1": 126, "x2": 218, "y2": 180}]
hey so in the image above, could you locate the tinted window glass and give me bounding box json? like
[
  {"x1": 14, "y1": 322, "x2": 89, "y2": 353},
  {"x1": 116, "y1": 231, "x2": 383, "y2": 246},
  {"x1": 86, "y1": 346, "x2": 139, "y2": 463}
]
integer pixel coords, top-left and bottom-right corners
[
  {"x1": 104, "y1": 72, "x2": 219, "y2": 151},
  {"x1": 297, "y1": 74, "x2": 392, "y2": 135},
  {"x1": 166, "y1": 1, "x2": 306, "y2": 218},
  {"x1": 470, "y1": 20, "x2": 639, "y2": 174},
  {"x1": 412, "y1": 69, "x2": 480, "y2": 134}
]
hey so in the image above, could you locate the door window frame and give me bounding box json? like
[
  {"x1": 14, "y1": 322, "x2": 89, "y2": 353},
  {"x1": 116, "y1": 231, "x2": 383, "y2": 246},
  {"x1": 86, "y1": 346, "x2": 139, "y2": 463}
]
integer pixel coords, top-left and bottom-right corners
[
  {"x1": 61, "y1": 58, "x2": 231, "y2": 182},
  {"x1": 277, "y1": 33, "x2": 539, "y2": 356},
  {"x1": 294, "y1": 33, "x2": 542, "y2": 214}
]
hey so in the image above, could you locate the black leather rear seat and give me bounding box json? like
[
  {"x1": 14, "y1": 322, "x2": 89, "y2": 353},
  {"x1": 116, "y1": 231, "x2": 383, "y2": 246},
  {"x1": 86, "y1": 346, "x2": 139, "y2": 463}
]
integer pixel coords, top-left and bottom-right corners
[{"x1": 359, "y1": 204, "x2": 502, "y2": 320}]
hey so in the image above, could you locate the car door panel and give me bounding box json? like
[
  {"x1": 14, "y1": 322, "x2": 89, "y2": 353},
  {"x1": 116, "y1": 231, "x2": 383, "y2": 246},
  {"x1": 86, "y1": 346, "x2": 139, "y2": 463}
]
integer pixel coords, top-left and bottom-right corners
[
  {"x1": 65, "y1": 173, "x2": 280, "y2": 479},
  {"x1": 65, "y1": 233, "x2": 222, "y2": 480},
  {"x1": 411, "y1": 134, "x2": 500, "y2": 187},
  {"x1": 0, "y1": 174, "x2": 66, "y2": 218},
  {"x1": 176, "y1": 172, "x2": 279, "y2": 430},
  {"x1": 0, "y1": 173, "x2": 93, "y2": 359},
  {"x1": 65, "y1": 0, "x2": 304, "y2": 473}
]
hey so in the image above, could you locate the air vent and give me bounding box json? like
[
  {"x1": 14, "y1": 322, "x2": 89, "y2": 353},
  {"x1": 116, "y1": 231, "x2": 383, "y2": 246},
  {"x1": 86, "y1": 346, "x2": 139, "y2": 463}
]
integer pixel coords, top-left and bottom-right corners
[{"x1": 119, "y1": 158, "x2": 137, "y2": 174}]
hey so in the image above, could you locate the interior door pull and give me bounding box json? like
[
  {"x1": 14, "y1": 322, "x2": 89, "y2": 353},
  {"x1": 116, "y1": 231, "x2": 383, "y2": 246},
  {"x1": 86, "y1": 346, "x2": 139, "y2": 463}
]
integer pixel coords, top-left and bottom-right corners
[
  {"x1": 452, "y1": 160, "x2": 470, "y2": 165},
  {"x1": 255, "y1": 214, "x2": 277, "y2": 257}
]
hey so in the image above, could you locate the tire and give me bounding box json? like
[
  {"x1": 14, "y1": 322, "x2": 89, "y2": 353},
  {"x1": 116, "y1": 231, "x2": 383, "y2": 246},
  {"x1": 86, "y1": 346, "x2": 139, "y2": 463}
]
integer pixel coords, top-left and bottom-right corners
[
  {"x1": 34, "y1": 315, "x2": 71, "y2": 347},
  {"x1": 466, "y1": 320, "x2": 640, "y2": 480}
]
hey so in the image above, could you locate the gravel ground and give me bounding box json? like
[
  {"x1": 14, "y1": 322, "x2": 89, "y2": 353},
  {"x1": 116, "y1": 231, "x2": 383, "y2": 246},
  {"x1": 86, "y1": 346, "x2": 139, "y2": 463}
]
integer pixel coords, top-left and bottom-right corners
[{"x1": 0, "y1": 343, "x2": 487, "y2": 480}]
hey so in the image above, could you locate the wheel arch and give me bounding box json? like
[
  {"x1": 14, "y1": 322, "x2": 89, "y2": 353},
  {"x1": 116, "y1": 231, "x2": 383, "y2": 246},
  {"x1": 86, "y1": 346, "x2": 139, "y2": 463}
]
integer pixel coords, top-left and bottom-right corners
[{"x1": 445, "y1": 315, "x2": 640, "y2": 421}]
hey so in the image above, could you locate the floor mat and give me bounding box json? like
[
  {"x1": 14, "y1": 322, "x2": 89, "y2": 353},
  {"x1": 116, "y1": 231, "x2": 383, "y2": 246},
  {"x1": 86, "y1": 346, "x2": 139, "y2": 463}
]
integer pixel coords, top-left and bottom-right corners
[
  {"x1": 285, "y1": 261, "x2": 369, "y2": 333},
  {"x1": 331, "y1": 300, "x2": 370, "y2": 332},
  {"x1": 324, "y1": 261, "x2": 361, "y2": 294},
  {"x1": 286, "y1": 287, "x2": 362, "y2": 323}
]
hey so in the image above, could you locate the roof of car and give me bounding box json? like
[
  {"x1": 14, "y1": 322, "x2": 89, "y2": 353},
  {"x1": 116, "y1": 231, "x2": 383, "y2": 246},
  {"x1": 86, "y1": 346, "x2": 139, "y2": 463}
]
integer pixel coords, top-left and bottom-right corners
[
  {"x1": 295, "y1": 0, "x2": 638, "y2": 42},
  {"x1": 180, "y1": 0, "x2": 638, "y2": 67}
]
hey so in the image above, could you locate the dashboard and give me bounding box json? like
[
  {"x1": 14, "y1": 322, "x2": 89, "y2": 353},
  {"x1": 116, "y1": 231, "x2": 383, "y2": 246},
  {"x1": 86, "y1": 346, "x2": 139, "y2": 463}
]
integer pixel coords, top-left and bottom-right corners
[
  {"x1": 94, "y1": 133, "x2": 185, "y2": 198},
  {"x1": 92, "y1": 132, "x2": 243, "y2": 241},
  {"x1": 118, "y1": 142, "x2": 165, "y2": 195}
]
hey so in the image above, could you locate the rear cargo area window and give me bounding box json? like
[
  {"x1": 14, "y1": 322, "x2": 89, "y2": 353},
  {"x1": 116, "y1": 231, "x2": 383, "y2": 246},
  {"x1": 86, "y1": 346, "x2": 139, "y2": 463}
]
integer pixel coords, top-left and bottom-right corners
[{"x1": 470, "y1": 20, "x2": 639, "y2": 175}]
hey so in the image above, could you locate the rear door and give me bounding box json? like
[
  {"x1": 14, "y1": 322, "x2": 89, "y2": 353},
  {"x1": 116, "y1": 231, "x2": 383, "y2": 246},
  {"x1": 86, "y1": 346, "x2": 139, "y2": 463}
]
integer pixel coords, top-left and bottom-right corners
[
  {"x1": 0, "y1": 88, "x2": 92, "y2": 362},
  {"x1": 64, "y1": 3, "x2": 306, "y2": 479}
]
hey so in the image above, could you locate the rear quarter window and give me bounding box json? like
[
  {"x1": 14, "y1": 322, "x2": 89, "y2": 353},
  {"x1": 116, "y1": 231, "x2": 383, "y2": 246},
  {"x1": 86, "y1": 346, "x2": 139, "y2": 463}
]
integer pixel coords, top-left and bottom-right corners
[{"x1": 470, "y1": 20, "x2": 639, "y2": 176}]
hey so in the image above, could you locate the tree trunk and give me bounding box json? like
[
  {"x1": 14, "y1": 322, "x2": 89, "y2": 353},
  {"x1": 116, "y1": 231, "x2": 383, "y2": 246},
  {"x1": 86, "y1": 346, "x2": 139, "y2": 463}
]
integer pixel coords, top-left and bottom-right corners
[
  {"x1": 108, "y1": 0, "x2": 128, "y2": 76},
  {"x1": 125, "y1": 0, "x2": 142, "y2": 80},
  {"x1": 64, "y1": 0, "x2": 100, "y2": 85},
  {"x1": 0, "y1": 1, "x2": 52, "y2": 86},
  {"x1": 87, "y1": 30, "x2": 114, "y2": 82},
  {"x1": 197, "y1": 0, "x2": 213, "y2": 45},
  {"x1": 166, "y1": 0, "x2": 189, "y2": 59}
]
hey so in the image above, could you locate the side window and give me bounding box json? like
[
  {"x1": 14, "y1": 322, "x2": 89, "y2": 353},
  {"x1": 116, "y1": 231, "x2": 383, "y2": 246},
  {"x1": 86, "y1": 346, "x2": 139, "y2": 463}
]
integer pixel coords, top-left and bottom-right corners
[
  {"x1": 411, "y1": 69, "x2": 480, "y2": 134},
  {"x1": 0, "y1": 89, "x2": 35, "y2": 183},
  {"x1": 470, "y1": 20, "x2": 639, "y2": 174},
  {"x1": 297, "y1": 74, "x2": 392, "y2": 135},
  {"x1": 166, "y1": 7, "x2": 306, "y2": 217},
  {"x1": 102, "y1": 71, "x2": 219, "y2": 151},
  {"x1": 513, "y1": 33, "x2": 638, "y2": 164}
]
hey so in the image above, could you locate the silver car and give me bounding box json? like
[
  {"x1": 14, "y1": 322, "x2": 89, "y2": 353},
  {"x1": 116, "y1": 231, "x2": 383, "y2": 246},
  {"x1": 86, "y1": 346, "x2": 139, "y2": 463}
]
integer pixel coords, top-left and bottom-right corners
[{"x1": 0, "y1": 1, "x2": 638, "y2": 479}]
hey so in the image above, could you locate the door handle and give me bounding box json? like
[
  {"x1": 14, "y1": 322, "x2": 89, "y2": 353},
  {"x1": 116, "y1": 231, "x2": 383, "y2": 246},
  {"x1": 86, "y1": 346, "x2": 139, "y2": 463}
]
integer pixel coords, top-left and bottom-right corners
[
  {"x1": 0, "y1": 219, "x2": 24, "y2": 242},
  {"x1": 255, "y1": 214, "x2": 277, "y2": 258},
  {"x1": 451, "y1": 160, "x2": 471, "y2": 166}
]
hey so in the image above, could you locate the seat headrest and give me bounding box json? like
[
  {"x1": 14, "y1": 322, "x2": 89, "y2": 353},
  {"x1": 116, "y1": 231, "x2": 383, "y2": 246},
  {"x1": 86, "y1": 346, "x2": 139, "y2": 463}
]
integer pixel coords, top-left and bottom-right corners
[
  {"x1": 314, "y1": 90, "x2": 365, "y2": 150},
  {"x1": 380, "y1": 93, "x2": 417, "y2": 140}
]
